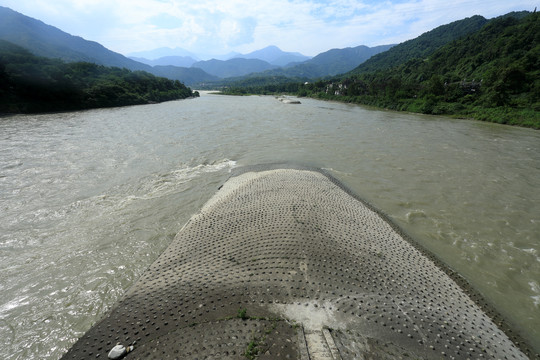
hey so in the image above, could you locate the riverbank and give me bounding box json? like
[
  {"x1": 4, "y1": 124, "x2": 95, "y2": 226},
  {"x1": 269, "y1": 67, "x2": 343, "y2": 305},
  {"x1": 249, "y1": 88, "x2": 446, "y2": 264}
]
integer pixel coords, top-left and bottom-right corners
[
  {"x1": 304, "y1": 92, "x2": 540, "y2": 129},
  {"x1": 216, "y1": 89, "x2": 539, "y2": 129}
]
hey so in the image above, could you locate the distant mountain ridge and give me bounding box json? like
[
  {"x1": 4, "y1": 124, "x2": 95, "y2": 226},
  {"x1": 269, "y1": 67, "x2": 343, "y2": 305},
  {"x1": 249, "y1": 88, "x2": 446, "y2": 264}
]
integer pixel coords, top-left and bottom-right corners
[
  {"x1": 130, "y1": 45, "x2": 310, "y2": 66},
  {"x1": 234, "y1": 45, "x2": 311, "y2": 66},
  {"x1": 192, "y1": 58, "x2": 278, "y2": 78},
  {"x1": 128, "y1": 47, "x2": 201, "y2": 60},
  {"x1": 130, "y1": 44, "x2": 383, "y2": 81},
  {"x1": 288, "y1": 44, "x2": 394, "y2": 76},
  {"x1": 228, "y1": 44, "x2": 394, "y2": 81},
  {"x1": 128, "y1": 47, "x2": 241, "y2": 61},
  {"x1": 151, "y1": 65, "x2": 219, "y2": 84},
  {"x1": 130, "y1": 55, "x2": 198, "y2": 68}
]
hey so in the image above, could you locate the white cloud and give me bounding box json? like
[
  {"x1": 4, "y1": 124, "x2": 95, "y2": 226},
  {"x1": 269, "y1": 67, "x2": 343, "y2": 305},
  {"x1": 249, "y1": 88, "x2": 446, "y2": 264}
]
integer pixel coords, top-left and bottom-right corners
[{"x1": 2, "y1": 0, "x2": 537, "y2": 56}]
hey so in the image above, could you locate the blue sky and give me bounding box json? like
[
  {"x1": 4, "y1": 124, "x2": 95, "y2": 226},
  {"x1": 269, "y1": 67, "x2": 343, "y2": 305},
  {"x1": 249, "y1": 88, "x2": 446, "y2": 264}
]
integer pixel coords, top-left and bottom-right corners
[{"x1": 2, "y1": 0, "x2": 537, "y2": 57}]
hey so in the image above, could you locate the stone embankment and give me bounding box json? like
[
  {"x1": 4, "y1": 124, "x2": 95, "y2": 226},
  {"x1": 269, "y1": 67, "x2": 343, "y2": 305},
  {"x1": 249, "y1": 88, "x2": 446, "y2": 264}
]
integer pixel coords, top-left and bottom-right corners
[{"x1": 61, "y1": 165, "x2": 532, "y2": 359}]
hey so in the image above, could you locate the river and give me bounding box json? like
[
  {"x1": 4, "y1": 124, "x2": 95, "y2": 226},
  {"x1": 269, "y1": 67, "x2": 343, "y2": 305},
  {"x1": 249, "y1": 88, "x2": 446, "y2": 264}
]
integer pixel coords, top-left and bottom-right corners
[{"x1": 1, "y1": 93, "x2": 539, "y2": 359}]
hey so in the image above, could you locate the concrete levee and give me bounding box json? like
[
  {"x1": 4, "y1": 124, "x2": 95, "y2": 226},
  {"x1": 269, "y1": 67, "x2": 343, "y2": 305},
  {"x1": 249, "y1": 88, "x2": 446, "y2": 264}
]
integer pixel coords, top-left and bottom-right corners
[{"x1": 61, "y1": 166, "x2": 533, "y2": 359}]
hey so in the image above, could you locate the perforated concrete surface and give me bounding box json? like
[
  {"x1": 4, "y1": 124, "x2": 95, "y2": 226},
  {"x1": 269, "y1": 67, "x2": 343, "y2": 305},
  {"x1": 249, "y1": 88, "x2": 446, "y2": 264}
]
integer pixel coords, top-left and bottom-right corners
[{"x1": 61, "y1": 166, "x2": 532, "y2": 359}]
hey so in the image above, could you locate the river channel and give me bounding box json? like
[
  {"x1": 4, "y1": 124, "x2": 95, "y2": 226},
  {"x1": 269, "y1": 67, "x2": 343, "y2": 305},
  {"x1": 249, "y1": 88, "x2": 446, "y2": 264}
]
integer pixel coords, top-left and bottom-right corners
[{"x1": 1, "y1": 93, "x2": 539, "y2": 359}]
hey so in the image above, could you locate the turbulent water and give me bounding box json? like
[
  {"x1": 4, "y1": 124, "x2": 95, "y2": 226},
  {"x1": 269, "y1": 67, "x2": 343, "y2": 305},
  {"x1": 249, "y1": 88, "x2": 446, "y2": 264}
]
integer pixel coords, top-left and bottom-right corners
[{"x1": 1, "y1": 93, "x2": 539, "y2": 359}]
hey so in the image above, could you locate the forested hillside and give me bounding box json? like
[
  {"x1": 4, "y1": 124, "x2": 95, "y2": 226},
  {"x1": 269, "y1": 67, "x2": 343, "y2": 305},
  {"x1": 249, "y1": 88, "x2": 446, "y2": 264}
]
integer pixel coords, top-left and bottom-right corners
[
  {"x1": 322, "y1": 11, "x2": 539, "y2": 127},
  {"x1": 266, "y1": 44, "x2": 395, "y2": 78},
  {"x1": 350, "y1": 15, "x2": 489, "y2": 75},
  {"x1": 221, "y1": 11, "x2": 539, "y2": 128},
  {"x1": 151, "y1": 65, "x2": 219, "y2": 85},
  {"x1": 0, "y1": 40, "x2": 197, "y2": 113},
  {"x1": 192, "y1": 58, "x2": 278, "y2": 78},
  {"x1": 0, "y1": 6, "x2": 151, "y2": 72}
]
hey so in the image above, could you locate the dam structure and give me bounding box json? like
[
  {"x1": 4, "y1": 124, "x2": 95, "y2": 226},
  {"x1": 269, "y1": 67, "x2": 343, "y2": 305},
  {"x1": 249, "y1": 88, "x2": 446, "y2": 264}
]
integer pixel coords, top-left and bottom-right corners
[{"x1": 61, "y1": 165, "x2": 531, "y2": 359}]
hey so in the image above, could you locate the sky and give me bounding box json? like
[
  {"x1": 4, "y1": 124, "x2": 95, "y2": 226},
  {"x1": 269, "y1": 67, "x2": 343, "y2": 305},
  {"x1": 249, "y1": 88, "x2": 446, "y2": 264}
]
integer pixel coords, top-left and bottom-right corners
[{"x1": 2, "y1": 0, "x2": 537, "y2": 58}]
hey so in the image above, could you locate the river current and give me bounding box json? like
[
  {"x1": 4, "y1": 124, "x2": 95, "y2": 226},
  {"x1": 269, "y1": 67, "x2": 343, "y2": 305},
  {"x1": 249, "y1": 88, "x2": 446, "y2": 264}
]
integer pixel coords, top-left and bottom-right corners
[{"x1": 1, "y1": 93, "x2": 539, "y2": 358}]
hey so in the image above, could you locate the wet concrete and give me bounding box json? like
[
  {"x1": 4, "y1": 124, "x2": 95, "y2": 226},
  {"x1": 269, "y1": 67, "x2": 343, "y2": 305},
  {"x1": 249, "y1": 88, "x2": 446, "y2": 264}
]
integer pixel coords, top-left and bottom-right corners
[{"x1": 61, "y1": 166, "x2": 533, "y2": 359}]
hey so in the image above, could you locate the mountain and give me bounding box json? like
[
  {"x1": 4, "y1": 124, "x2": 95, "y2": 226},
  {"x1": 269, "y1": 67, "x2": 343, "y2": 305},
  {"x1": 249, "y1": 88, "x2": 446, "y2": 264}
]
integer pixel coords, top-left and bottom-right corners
[
  {"x1": 349, "y1": 15, "x2": 489, "y2": 75},
  {"x1": 235, "y1": 45, "x2": 311, "y2": 66},
  {"x1": 130, "y1": 55, "x2": 198, "y2": 68},
  {"x1": 0, "y1": 6, "x2": 151, "y2": 72},
  {"x1": 151, "y1": 65, "x2": 219, "y2": 85},
  {"x1": 129, "y1": 46, "x2": 309, "y2": 65},
  {"x1": 253, "y1": 44, "x2": 394, "y2": 79},
  {"x1": 128, "y1": 47, "x2": 200, "y2": 61},
  {"x1": 197, "y1": 44, "x2": 395, "y2": 87},
  {"x1": 128, "y1": 45, "x2": 310, "y2": 74},
  {"x1": 205, "y1": 51, "x2": 241, "y2": 61},
  {"x1": 296, "y1": 44, "x2": 394, "y2": 76},
  {"x1": 192, "y1": 58, "x2": 278, "y2": 78},
  {"x1": 128, "y1": 48, "x2": 241, "y2": 61}
]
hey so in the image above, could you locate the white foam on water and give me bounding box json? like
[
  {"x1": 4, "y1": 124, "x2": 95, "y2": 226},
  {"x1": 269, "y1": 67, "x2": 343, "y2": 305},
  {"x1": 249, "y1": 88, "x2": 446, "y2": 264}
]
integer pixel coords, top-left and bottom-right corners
[
  {"x1": 91, "y1": 159, "x2": 239, "y2": 209},
  {"x1": 171, "y1": 159, "x2": 237, "y2": 179},
  {"x1": 529, "y1": 281, "x2": 540, "y2": 307},
  {"x1": 321, "y1": 167, "x2": 352, "y2": 176},
  {"x1": 0, "y1": 296, "x2": 29, "y2": 316}
]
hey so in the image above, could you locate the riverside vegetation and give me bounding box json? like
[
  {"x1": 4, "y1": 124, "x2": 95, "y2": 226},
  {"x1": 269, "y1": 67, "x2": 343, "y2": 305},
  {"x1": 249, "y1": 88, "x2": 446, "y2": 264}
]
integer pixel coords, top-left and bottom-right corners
[
  {"x1": 220, "y1": 12, "x2": 539, "y2": 129},
  {"x1": 0, "y1": 40, "x2": 198, "y2": 114}
]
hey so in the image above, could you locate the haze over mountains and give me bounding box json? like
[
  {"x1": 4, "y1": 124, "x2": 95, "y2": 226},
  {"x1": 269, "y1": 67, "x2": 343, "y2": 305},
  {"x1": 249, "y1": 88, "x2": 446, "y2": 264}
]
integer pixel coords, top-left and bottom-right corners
[
  {"x1": 128, "y1": 47, "x2": 239, "y2": 62},
  {"x1": 129, "y1": 45, "x2": 310, "y2": 66},
  {"x1": 232, "y1": 46, "x2": 311, "y2": 66},
  {"x1": 130, "y1": 55, "x2": 198, "y2": 68},
  {"x1": 129, "y1": 45, "x2": 316, "y2": 78},
  {"x1": 0, "y1": 6, "x2": 393, "y2": 85}
]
